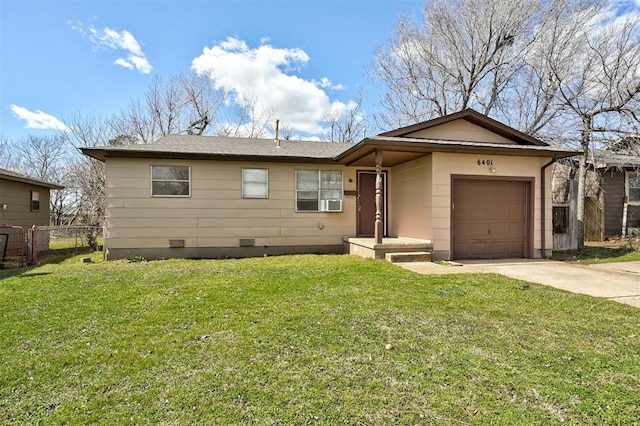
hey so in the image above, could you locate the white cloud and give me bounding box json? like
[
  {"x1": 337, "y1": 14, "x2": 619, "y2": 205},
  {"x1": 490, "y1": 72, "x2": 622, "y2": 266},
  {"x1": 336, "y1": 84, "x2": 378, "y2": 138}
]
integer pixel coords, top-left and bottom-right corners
[
  {"x1": 314, "y1": 77, "x2": 345, "y2": 90},
  {"x1": 114, "y1": 54, "x2": 153, "y2": 74},
  {"x1": 71, "y1": 22, "x2": 152, "y2": 74},
  {"x1": 191, "y1": 37, "x2": 350, "y2": 135},
  {"x1": 114, "y1": 57, "x2": 134, "y2": 70},
  {"x1": 9, "y1": 105, "x2": 70, "y2": 131}
]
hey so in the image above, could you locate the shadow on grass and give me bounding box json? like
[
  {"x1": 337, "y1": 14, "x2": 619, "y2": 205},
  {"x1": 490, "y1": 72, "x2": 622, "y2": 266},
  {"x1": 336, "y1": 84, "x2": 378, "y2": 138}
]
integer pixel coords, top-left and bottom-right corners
[
  {"x1": 38, "y1": 248, "x2": 101, "y2": 265},
  {"x1": 0, "y1": 264, "x2": 42, "y2": 280},
  {"x1": 17, "y1": 272, "x2": 52, "y2": 277}
]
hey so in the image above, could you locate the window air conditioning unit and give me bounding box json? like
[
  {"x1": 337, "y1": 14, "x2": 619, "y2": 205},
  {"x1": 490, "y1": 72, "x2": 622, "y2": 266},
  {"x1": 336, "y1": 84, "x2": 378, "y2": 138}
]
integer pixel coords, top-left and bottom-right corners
[{"x1": 320, "y1": 199, "x2": 342, "y2": 212}]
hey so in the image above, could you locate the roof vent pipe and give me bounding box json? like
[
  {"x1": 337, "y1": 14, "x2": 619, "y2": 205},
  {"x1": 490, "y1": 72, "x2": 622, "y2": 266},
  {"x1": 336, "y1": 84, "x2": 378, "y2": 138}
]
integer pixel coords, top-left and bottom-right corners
[{"x1": 274, "y1": 119, "x2": 280, "y2": 148}]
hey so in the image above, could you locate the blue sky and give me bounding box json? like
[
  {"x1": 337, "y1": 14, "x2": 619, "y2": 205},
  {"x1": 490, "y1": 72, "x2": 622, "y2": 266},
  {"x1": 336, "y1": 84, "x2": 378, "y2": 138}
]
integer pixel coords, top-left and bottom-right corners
[{"x1": 1, "y1": 0, "x2": 422, "y2": 140}]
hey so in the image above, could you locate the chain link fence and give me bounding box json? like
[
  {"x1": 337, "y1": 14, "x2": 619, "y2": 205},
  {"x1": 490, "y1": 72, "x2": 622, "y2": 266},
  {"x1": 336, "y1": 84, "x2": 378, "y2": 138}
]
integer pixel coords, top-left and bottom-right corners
[
  {"x1": 0, "y1": 225, "x2": 26, "y2": 269},
  {"x1": 29, "y1": 225, "x2": 103, "y2": 264}
]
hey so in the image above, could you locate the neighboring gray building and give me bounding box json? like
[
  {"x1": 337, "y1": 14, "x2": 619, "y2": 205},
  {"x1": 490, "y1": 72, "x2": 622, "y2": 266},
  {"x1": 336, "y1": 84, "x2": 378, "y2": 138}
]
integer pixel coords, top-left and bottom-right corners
[{"x1": 591, "y1": 150, "x2": 640, "y2": 238}]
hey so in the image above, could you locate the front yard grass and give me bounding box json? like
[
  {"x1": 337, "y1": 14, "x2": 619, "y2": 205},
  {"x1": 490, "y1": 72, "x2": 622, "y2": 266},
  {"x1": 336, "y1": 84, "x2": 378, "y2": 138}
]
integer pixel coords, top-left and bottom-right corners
[
  {"x1": 552, "y1": 239, "x2": 640, "y2": 264},
  {"x1": 1, "y1": 254, "x2": 639, "y2": 424}
]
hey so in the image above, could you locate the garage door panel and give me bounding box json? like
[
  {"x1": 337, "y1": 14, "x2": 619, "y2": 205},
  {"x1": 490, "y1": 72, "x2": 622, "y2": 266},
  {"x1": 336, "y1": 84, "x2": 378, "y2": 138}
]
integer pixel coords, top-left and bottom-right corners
[
  {"x1": 461, "y1": 204, "x2": 487, "y2": 219},
  {"x1": 505, "y1": 184, "x2": 525, "y2": 199},
  {"x1": 453, "y1": 179, "x2": 529, "y2": 259},
  {"x1": 506, "y1": 204, "x2": 525, "y2": 217},
  {"x1": 488, "y1": 242, "x2": 508, "y2": 255},
  {"x1": 507, "y1": 222, "x2": 525, "y2": 236},
  {"x1": 488, "y1": 204, "x2": 507, "y2": 217},
  {"x1": 471, "y1": 223, "x2": 490, "y2": 238},
  {"x1": 452, "y1": 223, "x2": 472, "y2": 239},
  {"x1": 452, "y1": 242, "x2": 470, "y2": 258},
  {"x1": 489, "y1": 223, "x2": 506, "y2": 236},
  {"x1": 508, "y1": 241, "x2": 525, "y2": 253}
]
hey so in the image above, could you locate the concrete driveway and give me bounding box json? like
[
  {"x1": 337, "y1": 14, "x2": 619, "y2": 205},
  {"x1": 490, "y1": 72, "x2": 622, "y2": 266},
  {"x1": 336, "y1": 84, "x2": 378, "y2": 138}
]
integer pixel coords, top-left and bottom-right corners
[{"x1": 399, "y1": 259, "x2": 640, "y2": 308}]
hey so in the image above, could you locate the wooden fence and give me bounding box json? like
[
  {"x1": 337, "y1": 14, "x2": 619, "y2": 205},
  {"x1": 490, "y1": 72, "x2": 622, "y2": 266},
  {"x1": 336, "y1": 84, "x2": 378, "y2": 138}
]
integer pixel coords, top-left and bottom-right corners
[{"x1": 584, "y1": 197, "x2": 603, "y2": 242}]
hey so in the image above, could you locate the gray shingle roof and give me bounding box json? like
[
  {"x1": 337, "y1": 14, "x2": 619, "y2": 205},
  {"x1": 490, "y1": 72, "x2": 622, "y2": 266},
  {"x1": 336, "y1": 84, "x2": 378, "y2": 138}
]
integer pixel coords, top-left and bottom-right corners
[
  {"x1": 81, "y1": 131, "x2": 581, "y2": 166},
  {"x1": 591, "y1": 151, "x2": 640, "y2": 169},
  {"x1": 81, "y1": 135, "x2": 354, "y2": 162},
  {"x1": 0, "y1": 168, "x2": 64, "y2": 189}
]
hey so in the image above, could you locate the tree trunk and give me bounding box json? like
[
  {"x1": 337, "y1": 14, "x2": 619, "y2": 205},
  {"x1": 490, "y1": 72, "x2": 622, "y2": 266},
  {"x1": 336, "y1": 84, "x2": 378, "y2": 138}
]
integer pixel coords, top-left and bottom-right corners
[
  {"x1": 575, "y1": 153, "x2": 586, "y2": 250},
  {"x1": 576, "y1": 117, "x2": 592, "y2": 251}
]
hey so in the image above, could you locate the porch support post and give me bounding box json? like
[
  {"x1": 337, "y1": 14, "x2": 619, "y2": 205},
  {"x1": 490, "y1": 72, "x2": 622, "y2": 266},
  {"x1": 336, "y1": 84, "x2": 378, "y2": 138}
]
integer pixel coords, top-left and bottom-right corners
[{"x1": 375, "y1": 150, "x2": 383, "y2": 244}]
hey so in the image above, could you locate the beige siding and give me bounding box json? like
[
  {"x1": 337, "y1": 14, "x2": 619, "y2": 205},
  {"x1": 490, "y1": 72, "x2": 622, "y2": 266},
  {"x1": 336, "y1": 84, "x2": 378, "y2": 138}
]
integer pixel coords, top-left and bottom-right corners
[
  {"x1": 104, "y1": 158, "x2": 358, "y2": 254},
  {"x1": 103, "y1": 150, "x2": 554, "y2": 260},
  {"x1": 389, "y1": 155, "x2": 432, "y2": 238},
  {"x1": 406, "y1": 119, "x2": 516, "y2": 144},
  {"x1": 0, "y1": 179, "x2": 51, "y2": 228},
  {"x1": 430, "y1": 152, "x2": 552, "y2": 259}
]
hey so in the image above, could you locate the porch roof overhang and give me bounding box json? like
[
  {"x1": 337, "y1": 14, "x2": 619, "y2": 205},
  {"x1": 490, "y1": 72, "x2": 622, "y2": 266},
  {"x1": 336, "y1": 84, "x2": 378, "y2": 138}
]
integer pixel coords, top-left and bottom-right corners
[{"x1": 335, "y1": 136, "x2": 581, "y2": 167}]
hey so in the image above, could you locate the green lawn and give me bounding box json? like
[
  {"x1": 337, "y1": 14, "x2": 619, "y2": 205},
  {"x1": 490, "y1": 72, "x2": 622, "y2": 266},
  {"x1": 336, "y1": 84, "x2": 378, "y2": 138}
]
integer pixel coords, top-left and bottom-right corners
[
  {"x1": 1, "y1": 254, "x2": 639, "y2": 424},
  {"x1": 552, "y1": 240, "x2": 640, "y2": 264}
]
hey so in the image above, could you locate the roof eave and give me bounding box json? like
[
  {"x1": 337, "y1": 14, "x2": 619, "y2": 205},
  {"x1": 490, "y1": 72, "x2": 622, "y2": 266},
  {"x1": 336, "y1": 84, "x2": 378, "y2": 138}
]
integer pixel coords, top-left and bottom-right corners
[
  {"x1": 0, "y1": 174, "x2": 64, "y2": 190},
  {"x1": 80, "y1": 147, "x2": 339, "y2": 164},
  {"x1": 335, "y1": 136, "x2": 581, "y2": 165}
]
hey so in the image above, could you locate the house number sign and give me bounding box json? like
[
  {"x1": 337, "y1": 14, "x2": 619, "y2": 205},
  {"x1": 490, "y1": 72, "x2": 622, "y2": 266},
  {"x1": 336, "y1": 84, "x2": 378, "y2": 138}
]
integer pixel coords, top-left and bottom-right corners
[{"x1": 477, "y1": 159, "x2": 494, "y2": 166}]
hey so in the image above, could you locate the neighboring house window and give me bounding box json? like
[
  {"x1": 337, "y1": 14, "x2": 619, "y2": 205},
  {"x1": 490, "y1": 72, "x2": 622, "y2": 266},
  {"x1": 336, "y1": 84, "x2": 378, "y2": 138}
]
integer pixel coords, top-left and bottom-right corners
[
  {"x1": 242, "y1": 168, "x2": 268, "y2": 198},
  {"x1": 31, "y1": 191, "x2": 40, "y2": 211},
  {"x1": 151, "y1": 166, "x2": 191, "y2": 197},
  {"x1": 628, "y1": 172, "x2": 640, "y2": 204},
  {"x1": 295, "y1": 170, "x2": 343, "y2": 212}
]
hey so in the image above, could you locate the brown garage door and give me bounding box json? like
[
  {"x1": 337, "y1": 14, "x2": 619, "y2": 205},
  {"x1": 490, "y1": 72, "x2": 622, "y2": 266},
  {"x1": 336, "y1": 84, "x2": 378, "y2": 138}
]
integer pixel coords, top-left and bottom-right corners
[{"x1": 452, "y1": 179, "x2": 529, "y2": 259}]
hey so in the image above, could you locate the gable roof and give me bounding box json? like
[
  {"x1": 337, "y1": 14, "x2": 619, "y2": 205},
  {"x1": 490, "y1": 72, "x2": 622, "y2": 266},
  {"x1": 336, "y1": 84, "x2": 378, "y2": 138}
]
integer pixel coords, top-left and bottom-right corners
[
  {"x1": 81, "y1": 135, "x2": 354, "y2": 163},
  {"x1": 379, "y1": 109, "x2": 548, "y2": 146},
  {"x1": 0, "y1": 168, "x2": 64, "y2": 189},
  {"x1": 333, "y1": 108, "x2": 579, "y2": 166},
  {"x1": 81, "y1": 110, "x2": 581, "y2": 167},
  {"x1": 336, "y1": 135, "x2": 579, "y2": 167}
]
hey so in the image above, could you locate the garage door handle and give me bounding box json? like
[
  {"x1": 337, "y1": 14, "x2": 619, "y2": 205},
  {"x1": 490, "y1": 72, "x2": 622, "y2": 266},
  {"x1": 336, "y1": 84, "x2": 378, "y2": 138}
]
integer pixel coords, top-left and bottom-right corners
[{"x1": 488, "y1": 229, "x2": 491, "y2": 235}]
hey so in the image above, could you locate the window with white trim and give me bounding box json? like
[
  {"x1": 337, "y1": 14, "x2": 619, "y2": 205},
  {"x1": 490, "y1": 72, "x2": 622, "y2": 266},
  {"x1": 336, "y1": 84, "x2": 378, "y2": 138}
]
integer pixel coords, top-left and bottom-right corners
[
  {"x1": 31, "y1": 191, "x2": 40, "y2": 211},
  {"x1": 151, "y1": 166, "x2": 191, "y2": 197},
  {"x1": 295, "y1": 170, "x2": 343, "y2": 212},
  {"x1": 628, "y1": 172, "x2": 640, "y2": 204},
  {"x1": 242, "y1": 168, "x2": 268, "y2": 198}
]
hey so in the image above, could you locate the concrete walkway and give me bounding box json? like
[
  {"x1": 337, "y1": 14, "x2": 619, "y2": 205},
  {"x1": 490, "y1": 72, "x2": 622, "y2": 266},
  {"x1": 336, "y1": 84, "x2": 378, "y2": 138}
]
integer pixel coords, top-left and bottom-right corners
[{"x1": 399, "y1": 259, "x2": 640, "y2": 308}]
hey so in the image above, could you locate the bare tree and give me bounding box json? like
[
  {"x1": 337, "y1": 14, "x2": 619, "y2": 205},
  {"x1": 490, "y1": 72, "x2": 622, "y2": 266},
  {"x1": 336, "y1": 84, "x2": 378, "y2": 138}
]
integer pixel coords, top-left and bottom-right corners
[
  {"x1": 216, "y1": 95, "x2": 274, "y2": 138},
  {"x1": 371, "y1": 0, "x2": 544, "y2": 128},
  {"x1": 323, "y1": 91, "x2": 367, "y2": 142},
  {"x1": 549, "y1": 12, "x2": 640, "y2": 248},
  {"x1": 10, "y1": 135, "x2": 69, "y2": 182},
  {"x1": 0, "y1": 136, "x2": 16, "y2": 170},
  {"x1": 502, "y1": 1, "x2": 605, "y2": 136},
  {"x1": 62, "y1": 113, "x2": 115, "y2": 230},
  {"x1": 112, "y1": 72, "x2": 226, "y2": 143}
]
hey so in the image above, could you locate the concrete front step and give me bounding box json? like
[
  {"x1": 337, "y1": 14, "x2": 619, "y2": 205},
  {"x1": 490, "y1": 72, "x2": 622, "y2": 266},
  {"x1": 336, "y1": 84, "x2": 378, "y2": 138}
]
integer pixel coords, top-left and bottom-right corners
[{"x1": 385, "y1": 251, "x2": 432, "y2": 263}]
